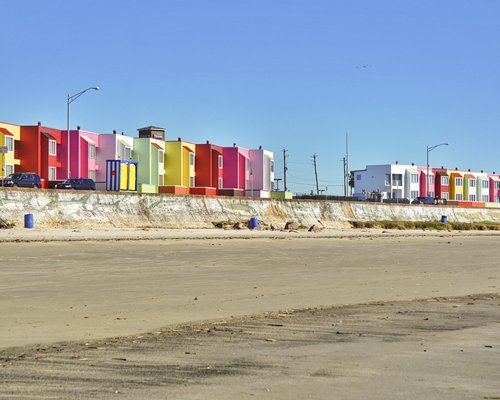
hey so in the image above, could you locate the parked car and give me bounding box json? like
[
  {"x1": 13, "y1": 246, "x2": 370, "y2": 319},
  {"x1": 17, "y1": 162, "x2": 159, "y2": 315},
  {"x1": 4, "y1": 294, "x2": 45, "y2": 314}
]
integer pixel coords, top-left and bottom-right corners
[
  {"x1": 411, "y1": 196, "x2": 436, "y2": 205},
  {"x1": 1, "y1": 172, "x2": 42, "y2": 188},
  {"x1": 55, "y1": 178, "x2": 96, "y2": 190}
]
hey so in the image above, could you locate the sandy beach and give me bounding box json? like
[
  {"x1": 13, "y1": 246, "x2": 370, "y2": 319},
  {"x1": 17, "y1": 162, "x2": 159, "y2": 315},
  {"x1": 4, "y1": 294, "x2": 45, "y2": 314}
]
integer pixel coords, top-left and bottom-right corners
[{"x1": 1, "y1": 230, "x2": 499, "y2": 398}]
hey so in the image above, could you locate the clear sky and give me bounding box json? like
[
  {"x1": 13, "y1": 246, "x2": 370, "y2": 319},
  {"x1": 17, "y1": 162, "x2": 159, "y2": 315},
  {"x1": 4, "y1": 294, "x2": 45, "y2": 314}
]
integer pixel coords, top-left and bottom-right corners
[{"x1": 2, "y1": 0, "x2": 499, "y2": 194}]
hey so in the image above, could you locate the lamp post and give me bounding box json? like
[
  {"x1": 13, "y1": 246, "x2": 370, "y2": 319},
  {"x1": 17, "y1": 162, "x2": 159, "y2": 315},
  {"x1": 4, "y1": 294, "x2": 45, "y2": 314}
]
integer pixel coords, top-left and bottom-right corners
[
  {"x1": 426, "y1": 142, "x2": 448, "y2": 197},
  {"x1": 67, "y1": 86, "x2": 99, "y2": 178}
]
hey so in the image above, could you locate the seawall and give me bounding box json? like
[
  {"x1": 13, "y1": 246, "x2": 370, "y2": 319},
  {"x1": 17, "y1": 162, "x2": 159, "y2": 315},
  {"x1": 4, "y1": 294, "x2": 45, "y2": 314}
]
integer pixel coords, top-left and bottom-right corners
[{"x1": 1, "y1": 188, "x2": 500, "y2": 229}]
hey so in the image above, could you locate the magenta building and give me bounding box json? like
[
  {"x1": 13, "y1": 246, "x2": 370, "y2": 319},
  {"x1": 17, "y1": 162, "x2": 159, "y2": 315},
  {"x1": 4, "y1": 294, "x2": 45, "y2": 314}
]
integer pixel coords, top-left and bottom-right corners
[
  {"x1": 222, "y1": 145, "x2": 250, "y2": 191},
  {"x1": 69, "y1": 129, "x2": 100, "y2": 179}
]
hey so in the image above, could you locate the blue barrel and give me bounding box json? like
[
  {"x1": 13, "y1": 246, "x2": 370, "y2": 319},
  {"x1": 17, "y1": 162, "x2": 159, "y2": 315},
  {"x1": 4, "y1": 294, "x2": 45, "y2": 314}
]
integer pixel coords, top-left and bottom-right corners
[
  {"x1": 249, "y1": 217, "x2": 259, "y2": 229},
  {"x1": 24, "y1": 213, "x2": 34, "y2": 229},
  {"x1": 441, "y1": 215, "x2": 447, "y2": 224}
]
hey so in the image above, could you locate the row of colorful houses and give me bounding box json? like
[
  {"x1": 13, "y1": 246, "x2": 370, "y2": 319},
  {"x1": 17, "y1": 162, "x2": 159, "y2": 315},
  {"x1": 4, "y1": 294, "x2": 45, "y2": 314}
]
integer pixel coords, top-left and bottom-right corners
[
  {"x1": 353, "y1": 163, "x2": 500, "y2": 205},
  {"x1": 0, "y1": 121, "x2": 277, "y2": 197}
]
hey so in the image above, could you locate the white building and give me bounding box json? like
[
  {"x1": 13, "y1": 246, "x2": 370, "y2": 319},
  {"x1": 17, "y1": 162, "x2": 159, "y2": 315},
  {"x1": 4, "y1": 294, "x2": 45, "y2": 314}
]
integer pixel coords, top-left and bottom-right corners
[{"x1": 353, "y1": 163, "x2": 414, "y2": 200}]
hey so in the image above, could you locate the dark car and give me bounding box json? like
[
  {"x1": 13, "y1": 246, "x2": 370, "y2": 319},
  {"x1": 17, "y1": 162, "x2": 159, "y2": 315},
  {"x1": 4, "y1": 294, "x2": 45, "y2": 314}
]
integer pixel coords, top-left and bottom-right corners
[
  {"x1": 1, "y1": 173, "x2": 42, "y2": 188},
  {"x1": 412, "y1": 196, "x2": 436, "y2": 205},
  {"x1": 55, "y1": 178, "x2": 96, "y2": 190}
]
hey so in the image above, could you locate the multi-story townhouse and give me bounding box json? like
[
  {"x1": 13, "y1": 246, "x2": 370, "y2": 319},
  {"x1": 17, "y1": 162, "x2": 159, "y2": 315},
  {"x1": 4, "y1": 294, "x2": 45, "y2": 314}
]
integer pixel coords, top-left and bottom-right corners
[
  {"x1": 163, "y1": 138, "x2": 196, "y2": 194},
  {"x1": 417, "y1": 166, "x2": 435, "y2": 197},
  {"x1": 221, "y1": 145, "x2": 251, "y2": 196},
  {"x1": 449, "y1": 170, "x2": 464, "y2": 201},
  {"x1": 0, "y1": 122, "x2": 21, "y2": 177},
  {"x1": 68, "y1": 128, "x2": 100, "y2": 180},
  {"x1": 18, "y1": 122, "x2": 65, "y2": 183},
  {"x1": 490, "y1": 174, "x2": 500, "y2": 203},
  {"x1": 96, "y1": 131, "x2": 134, "y2": 183},
  {"x1": 353, "y1": 163, "x2": 412, "y2": 200},
  {"x1": 404, "y1": 164, "x2": 420, "y2": 200},
  {"x1": 194, "y1": 141, "x2": 224, "y2": 195},
  {"x1": 434, "y1": 168, "x2": 450, "y2": 200},
  {"x1": 463, "y1": 172, "x2": 477, "y2": 202},
  {"x1": 475, "y1": 172, "x2": 490, "y2": 203},
  {"x1": 247, "y1": 147, "x2": 274, "y2": 198}
]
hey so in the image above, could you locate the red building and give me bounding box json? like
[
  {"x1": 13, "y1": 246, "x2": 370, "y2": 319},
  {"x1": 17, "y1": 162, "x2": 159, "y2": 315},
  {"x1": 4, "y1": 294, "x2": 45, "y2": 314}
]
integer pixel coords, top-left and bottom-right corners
[
  {"x1": 434, "y1": 168, "x2": 450, "y2": 200},
  {"x1": 194, "y1": 141, "x2": 224, "y2": 195},
  {"x1": 18, "y1": 123, "x2": 66, "y2": 184}
]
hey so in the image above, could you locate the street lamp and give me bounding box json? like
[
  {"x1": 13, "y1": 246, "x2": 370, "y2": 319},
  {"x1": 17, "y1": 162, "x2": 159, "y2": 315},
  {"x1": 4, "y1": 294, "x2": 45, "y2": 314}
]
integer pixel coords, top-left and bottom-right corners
[
  {"x1": 426, "y1": 142, "x2": 448, "y2": 197},
  {"x1": 67, "y1": 86, "x2": 99, "y2": 178}
]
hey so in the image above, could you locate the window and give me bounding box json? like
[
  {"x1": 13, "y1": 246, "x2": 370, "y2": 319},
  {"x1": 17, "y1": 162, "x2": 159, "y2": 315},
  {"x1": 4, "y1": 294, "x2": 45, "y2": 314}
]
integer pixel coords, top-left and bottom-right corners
[
  {"x1": 88, "y1": 170, "x2": 96, "y2": 180},
  {"x1": 49, "y1": 166, "x2": 57, "y2": 181},
  {"x1": 88, "y1": 143, "x2": 96, "y2": 159},
  {"x1": 469, "y1": 194, "x2": 476, "y2": 201},
  {"x1": 384, "y1": 174, "x2": 390, "y2": 186},
  {"x1": 495, "y1": 181, "x2": 500, "y2": 190},
  {"x1": 269, "y1": 160, "x2": 274, "y2": 173},
  {"x1": 441, "y1": 192, "x2": 449, "y2": 200},
  {"x1": 5, "y1": 137, "x2": 14, "y2": 152},
  {"x1": 245, "y1": 179, "x2": 251, "y2": 189},
  {"x1": 481, "y1": 180, "x2": 489, "y2": 189},
  {"x1": 391, "y1": 174, "x2": 402, "y2": 186},
  {"x1": 410, "y1": 190, "x2": 419, "y2": 198},
  {"x1": 245, "y1": 158, "x2": 250, "y2": 171},
  {"x1": 482, "y1": 195, "x2": 489, "y2": 202},
  {"x1": 189, "y1": 153, "x2": 195, "y2": 167},
  {"x1": 428, "y1": 191, "x2": 434, "y2": 197},
  {"x1": 218, "y1": 177, "x2": 223, "y2": 189},
  {"x1": 469, "y1": 179, "x2": 476, "y2": 188},
  {"x1": 356, "y1": 174, "x2": 361, "y2": 181},
  {"x1": 455, "y1": 177, "x2": 463, "y2": 186},
  {"x1": 495, "y1": 196, "x2": 500, "y2": 203},
  {"x1": 410, "y1": 173, "x2": 419, "y2": 183},
  {"x1": 455, "y1": 193, "x2": 463, "y2": 201},
  {"x1": 218, "y1": 155, "x2": 223, "y2": 169},
  {"x1": 49, "y1": 140, "x2": 57, "y2": 156},
  {"x1": 189, "y1": 176, "x2": 195, "y2": 187},
  {"x1": 427, "y1": 175, "x2": 434, "y2": 185},
  {"x1": 158, "y1": 151, "x2": 164, "y2": 164},
  {"x1": 441, "y1": 176, "x2": 449, "y2": 186},
  {"x1": 125, "y1": 147, "x2": 132, "y2": 160},
  {"x1": 5, "y1": 164, "x2": 14, "y2": 176}
]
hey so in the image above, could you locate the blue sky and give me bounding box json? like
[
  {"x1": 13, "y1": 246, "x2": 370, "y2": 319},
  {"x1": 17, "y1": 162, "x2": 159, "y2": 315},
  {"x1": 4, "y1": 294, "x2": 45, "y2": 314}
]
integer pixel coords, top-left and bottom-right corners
[{"x1": 2, "y1": 0, "x2": 499, "y2": 194}]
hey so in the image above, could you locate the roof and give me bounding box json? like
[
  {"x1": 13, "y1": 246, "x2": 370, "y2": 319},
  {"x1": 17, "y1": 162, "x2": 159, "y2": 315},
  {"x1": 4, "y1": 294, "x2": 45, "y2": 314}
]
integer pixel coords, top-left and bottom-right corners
[
  {"x1": 81, "y1": 135, "x2": 95, "y2": 145},
  {"x1": 450, "y1": 172, "x2": 463, "y2": 177},
  {"x1": 490, "y1": 176, "x2": 500, "y2": 182},
  {"x1": 118, "y1": 138, "x2": 131, "y2": 148},
  {"x1": 152, "y1": 142, "x2": 164, "y2": 150},
  {"x1": 183, "y1": 145, "x2": 194, "y2": 153},
  {"x1": 42, "y1": 132, "x2": 56, "y2": 140},
  {"x1": 464, "y1": 174, "x2": 475, "y2": 179},
  {"x1": 0, "y1": 127, "x2": 14, "y2": 136},
  {"x1": 421, "y1": 169, "x2": 435, "y2": 175},
  {"x1": 137, "y1": 126, "x2": 165, "y2": 131}
]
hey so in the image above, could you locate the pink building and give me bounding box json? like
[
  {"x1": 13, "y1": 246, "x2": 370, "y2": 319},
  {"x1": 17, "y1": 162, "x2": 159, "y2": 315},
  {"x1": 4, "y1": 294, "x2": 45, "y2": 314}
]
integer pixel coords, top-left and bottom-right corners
[
  {"x1": 69, "y1": 128, "x2": 100, "y2": 179},
  {"x1": 418, "y1": 166, "x2": 435, "y2": 197},
  {"x1": 490, "y1": 174, "x2": 500, "y2": 203},
  {"x1": 222, "y1": 145, "x2": 250, "y2": 193}
]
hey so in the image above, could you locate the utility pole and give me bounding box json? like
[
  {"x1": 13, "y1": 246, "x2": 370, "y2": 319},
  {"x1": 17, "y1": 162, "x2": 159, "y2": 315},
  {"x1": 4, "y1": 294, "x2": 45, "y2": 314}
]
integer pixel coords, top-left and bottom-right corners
[
  {"x1": 283, "y1": 148, "x2": 288, "y2": 192},
  {"x1": 344, "y1": 131, "x2": 349, "y2": 196},
  {"x1": 313, "y1": 153, "x2": 319, "y2": 195},
  {"x1": 274, "y1": 178, "x2": 282, "y2": 191},
  {"x1": 342, "y1": 157, "x2": 347, "y2": 196}
]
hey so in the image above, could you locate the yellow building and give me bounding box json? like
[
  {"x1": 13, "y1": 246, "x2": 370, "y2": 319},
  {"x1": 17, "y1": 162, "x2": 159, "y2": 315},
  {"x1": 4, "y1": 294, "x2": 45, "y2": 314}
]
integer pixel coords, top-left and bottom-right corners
[
  {"x1": 0, "y1": 122, "x2": 21, "y2": 177},
  {"x1": 449, "y1": 171, "x2": 464, "y2": 201},
  {"x1": 164, "y1": 140, "x2": 196, "y2": 187}
]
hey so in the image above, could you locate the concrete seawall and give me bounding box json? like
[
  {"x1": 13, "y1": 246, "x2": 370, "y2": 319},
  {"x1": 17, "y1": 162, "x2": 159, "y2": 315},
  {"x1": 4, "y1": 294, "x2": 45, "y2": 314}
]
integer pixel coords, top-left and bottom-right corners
[{"x1": 1, "y1": 188, "x2": 500, "y2": 229}]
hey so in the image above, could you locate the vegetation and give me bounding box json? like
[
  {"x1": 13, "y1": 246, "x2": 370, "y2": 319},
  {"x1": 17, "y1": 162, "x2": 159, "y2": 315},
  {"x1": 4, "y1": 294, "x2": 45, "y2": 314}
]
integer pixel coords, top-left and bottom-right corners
[{"x1": 348, "y1": 220, "x2": 500, "y2": 231}]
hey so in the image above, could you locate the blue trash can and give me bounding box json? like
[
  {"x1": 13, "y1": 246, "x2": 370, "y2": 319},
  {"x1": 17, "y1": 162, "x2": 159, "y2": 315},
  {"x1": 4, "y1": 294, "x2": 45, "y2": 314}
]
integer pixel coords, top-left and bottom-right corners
[
  {"x1": 24, "y1": 213, "x2": 34, "y2": 229},
  {"x1": 441, "y1": 215, "x2": 447, "y2": 224},
  {"x1": 249, "y1": 217, "x2": 259, "y2": 229}
]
